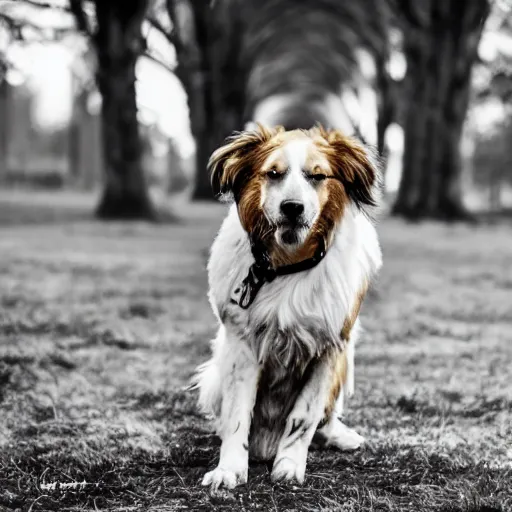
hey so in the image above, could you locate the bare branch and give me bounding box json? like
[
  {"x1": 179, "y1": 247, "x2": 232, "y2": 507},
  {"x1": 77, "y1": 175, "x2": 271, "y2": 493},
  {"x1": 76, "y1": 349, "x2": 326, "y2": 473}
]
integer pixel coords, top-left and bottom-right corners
[
  {"x1": 0, "y1": 0, "x2": 78, "y2": 41},
  {"x1": 143, "y1": 50, "x2": 175, "y2": 74},
  {"x1": 0, "y1": 10, "x2": 74, "y2": 41},
  {"x1": 0, "y1": 11, "x2": 39, "y2": 40},
  {"x1": 5, "y1": 0, "x2": 66, "y2": 9},
  {"x1": 146, "y1": 15, "x2": 177, "y2": 46},
  {"x1": 394, "y1": 0, "x2": 430, "y2": 28},
  {"x1": 69, "y1": 0, "x2": 92, "y2": 36},
  {"x1": 165, "y1": 0, "x2": 188, "y2": 58},
  {"x1": 339, "y1": 93, "x2": 369, "y2": 146},
  {"x1": 0, "y1": 12, "x2": 24, "y2": 39}
]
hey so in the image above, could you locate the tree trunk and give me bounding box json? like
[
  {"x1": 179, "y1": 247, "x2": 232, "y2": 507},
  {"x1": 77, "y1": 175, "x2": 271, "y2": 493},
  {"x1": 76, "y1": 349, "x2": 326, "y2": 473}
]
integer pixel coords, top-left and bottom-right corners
[
  {"x1": 193, "y1": 129, "x2": 217, "y2": 199},
  {"x1": 193, "y1": 86, "x2": 246, "y2": 200},
  {"x1": 489, "y1": 179, "x2": 501, "y2": 212},
  {"x1": 168, "y1": 0, "x2": 247, "y2": 201},
  {"x1": 93, "y1": 0, "x2": 156, "y2": 220},
  {"x1": 68, "y1": 88, "x2": 86, "y2": 188},
  {"x1": 191, "y1": 12, "x2": 218, "y2": 201},
  {"x1": 392, "y1": 0, "x2": 489, "y2": 220},
  {"x1": 375, "y1": 55, "x2": 395, "y2": 163},
  {"x1": 192, "y1": 3, "x2": 247, "y2": 200},
  {"x1": 69, "y1": 92, "x2": 104, "y2": 191},
  {"x1": 0, "y1": 79, "x2": 9, "y2": 183}
]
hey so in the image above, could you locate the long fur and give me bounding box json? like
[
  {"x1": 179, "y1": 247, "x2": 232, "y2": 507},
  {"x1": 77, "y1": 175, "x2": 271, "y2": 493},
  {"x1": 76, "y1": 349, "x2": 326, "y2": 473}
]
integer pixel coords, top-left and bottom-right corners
[
  {"x1": 197, "y1": 125, "x2": 382, "y2": 486},
  {"x1": 200, "y1": 201, "x2": 381, "y2": 458}
]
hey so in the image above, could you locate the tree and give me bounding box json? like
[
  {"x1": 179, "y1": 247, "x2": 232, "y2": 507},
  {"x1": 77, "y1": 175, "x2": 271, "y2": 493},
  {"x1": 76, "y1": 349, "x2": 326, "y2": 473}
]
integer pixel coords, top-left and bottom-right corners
[
  {"x1": 70, "y1": 0, "x2": 157, "y2": 219},
  {"x1": 0, "y1": 13, "x2": 20, "y2": 184},
  {"x1": 0, "y1": 62, "x2": 8, "y2": 183},
  {"x1": 392, "y1": 0, "x2": 490, "y2": 220},
  {"x1": 166, "y1": 0, "x2": 386, "y2": 199},
  {"x1": 165, "y1": 0, "x2": 247, "y2": 200},
  {"x1": 0, "y1": 9, "x2": 29, "y2": 184},
  {"x1": 472, "y1": 117, "x2": 512, "y2": 212},
  {"x1": 1, "y1": 0, "x2": 157, "y2": 218},
  {"x1": 470, "y1": 1, "x2": 512, "y2": 212}
]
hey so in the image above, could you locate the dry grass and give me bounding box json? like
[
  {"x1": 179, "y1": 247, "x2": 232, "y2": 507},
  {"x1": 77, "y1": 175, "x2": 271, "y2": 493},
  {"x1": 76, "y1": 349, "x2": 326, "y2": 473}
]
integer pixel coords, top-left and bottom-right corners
[{"x1": 0, "y1": 191, "x2": 511, "y2": 512}]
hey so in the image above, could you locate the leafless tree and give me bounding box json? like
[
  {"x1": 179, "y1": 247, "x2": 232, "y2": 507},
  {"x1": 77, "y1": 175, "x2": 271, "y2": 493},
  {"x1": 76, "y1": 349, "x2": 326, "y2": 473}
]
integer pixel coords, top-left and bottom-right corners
[
  {"x1": 392, "y1": 0, "x2": 491, "y2": 220},
  {"x1": 165, "y1": 0, "x2": 388, "y2": 199},
  {"x1": 161, "y1": 0, "x2": 247, "y2": 199},
  {"x1": 69, "y1": 0, "x2": 157, "y2": 219},
  {"x1": 1, "y1": 0, "x2": 157, "y2": 218},
  {"x1": 0, "y1": 59, "x2": 8, "y2": 183}
]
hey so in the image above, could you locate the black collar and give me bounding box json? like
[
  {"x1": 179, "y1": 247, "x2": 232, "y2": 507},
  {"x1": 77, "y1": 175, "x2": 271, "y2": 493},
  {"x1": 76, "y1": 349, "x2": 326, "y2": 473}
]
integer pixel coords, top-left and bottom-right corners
[{"x1": 231, "y1": 238, "x2": 327, "y2": 309}]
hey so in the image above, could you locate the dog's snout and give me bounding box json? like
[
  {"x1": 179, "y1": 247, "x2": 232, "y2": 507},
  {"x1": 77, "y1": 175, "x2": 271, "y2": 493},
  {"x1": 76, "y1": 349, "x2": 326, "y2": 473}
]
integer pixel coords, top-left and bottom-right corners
[{"x1": 280, "y1": 200, "x2": 304, "y2": 220}]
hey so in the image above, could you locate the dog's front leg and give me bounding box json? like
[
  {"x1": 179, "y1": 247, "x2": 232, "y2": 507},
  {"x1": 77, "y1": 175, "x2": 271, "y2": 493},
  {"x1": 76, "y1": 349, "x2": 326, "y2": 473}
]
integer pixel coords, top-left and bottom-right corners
[
  {"x1": 202, "y1": 330, "x2": 259, "y2": 490},
  {"x1": 271, "y1": 354, "x2": 334, "y2": 484}
]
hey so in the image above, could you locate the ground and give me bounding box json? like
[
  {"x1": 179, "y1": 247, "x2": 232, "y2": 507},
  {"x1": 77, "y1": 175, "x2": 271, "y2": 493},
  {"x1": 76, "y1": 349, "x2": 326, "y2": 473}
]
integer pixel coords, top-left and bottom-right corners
[{"x1": 0, "y1": 190, "x2": 511, "y2": 512}]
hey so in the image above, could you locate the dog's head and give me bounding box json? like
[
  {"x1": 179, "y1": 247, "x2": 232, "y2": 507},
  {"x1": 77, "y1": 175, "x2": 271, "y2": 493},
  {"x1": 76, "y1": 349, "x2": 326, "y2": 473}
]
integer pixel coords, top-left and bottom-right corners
[{"x1": 209, "y1": 124, "x2": 381, "y2": 260}]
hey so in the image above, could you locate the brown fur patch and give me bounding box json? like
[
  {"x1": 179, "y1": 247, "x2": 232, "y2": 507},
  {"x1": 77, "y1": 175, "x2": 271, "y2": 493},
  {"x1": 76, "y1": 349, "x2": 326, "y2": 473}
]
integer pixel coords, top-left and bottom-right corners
[
  {"x1": 324, "y1": 348, "x2": 348, "y2": 420},
  {"x1": 209, "y1": 124, "x2": 283, "y2": 198},
  {"x1": 208, "y1": 124, "x2": 283, "y2": 240},
  {"x1": 324, "y1": 282, "x2": 369, "y2": 420},
  {"x1": 312, "y1": 126, "x2": 378, "y2": 210},
  {"x1": 341, "y1": 281, "x2": 369, "y2": 341}
]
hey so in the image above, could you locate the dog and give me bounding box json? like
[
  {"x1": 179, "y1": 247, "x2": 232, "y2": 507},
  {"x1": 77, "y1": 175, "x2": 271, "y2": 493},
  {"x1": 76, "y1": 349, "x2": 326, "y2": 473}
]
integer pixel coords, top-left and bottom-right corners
[{"x1": 195, "y1": 124, "x2": 382, "y2": 490}]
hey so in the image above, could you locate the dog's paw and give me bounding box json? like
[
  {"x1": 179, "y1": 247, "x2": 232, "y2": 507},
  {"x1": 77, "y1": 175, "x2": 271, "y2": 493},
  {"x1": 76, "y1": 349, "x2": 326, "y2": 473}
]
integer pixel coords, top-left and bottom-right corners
[
  {"x1": 318, "y1": 419, "x2": 365, "y2": 451},
  {"x1": 271, "y1": 456, "x2": 306, "y2": 484},
  {"x1": 201, "y1": 466, "x2": 247, "y2": 490},
  {"x1": 330, "y1": 426, "x2": 364, "y2": 451}
]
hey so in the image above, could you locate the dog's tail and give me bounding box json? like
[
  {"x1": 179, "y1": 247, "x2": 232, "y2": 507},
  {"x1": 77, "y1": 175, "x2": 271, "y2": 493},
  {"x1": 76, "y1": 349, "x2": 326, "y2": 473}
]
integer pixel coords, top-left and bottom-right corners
[
  {"x1": 189, "y1": 329, "x2": 224, "y2": 422},
  {"x1": 192, "y1": 359, "x2": 222, "y2": 419}
]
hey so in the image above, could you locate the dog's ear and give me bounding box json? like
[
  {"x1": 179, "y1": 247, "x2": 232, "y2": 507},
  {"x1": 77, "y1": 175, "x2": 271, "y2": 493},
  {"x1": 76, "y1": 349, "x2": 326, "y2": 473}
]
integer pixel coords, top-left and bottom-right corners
[
  {"x1": 315, "y1": 127, "x2": 382, "y2": 211},
  {"x1": 208, "y1": 124, "x2": 282, "y2": 200}
]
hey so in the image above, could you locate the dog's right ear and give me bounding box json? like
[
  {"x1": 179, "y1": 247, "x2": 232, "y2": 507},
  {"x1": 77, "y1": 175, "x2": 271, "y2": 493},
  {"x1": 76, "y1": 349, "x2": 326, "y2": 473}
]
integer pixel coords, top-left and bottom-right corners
[{"x1": 208, "y1": 124, "x2": 282, "y2": 200}]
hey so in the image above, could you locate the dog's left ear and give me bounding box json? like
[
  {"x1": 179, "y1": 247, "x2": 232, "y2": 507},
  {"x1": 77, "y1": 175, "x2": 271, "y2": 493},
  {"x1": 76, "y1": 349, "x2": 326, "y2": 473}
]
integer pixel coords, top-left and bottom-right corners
[
  {"x1": 318, "y1": 128, "x2": 382, "y2": 210},
  {"x1": 208, "y1": 124, "x2": 282, "y2": 200}
]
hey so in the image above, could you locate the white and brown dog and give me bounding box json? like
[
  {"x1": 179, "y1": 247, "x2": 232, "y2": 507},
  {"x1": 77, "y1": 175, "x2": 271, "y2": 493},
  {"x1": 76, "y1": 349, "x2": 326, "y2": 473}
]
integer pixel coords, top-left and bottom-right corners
[{"x1": 195, "y1": 124, "x2": 382, "y2": 490}]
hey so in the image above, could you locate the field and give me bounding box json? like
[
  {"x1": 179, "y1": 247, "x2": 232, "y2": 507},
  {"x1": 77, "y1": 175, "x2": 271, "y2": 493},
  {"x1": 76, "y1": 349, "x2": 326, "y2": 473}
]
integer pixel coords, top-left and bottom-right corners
[{"x1": 0, "y1": 191, "x2": 511, "y2": 512}]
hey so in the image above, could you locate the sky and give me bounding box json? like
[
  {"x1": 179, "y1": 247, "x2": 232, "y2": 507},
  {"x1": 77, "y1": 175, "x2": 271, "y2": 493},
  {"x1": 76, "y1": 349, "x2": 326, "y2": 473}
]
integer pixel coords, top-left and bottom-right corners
[{"x1": 5, "y1": 39, "x2": 196, "y2": 157}]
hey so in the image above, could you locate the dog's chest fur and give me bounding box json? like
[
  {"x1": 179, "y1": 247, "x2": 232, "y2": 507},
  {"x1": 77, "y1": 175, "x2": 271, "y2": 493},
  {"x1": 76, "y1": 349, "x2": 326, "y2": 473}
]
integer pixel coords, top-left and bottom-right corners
[
  {"x1": 207, "y1": 205, "x2": 381, "y2": 459},
  {"x1": 208, "y1": 205, "x2": 380, "y2": 365}
]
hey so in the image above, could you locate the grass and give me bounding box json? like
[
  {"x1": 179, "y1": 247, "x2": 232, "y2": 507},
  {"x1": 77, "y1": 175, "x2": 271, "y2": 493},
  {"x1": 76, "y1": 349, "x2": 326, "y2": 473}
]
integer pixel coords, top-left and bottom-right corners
[{"x1": 0, "y1": 190, "x2": 511, "y2": 512}]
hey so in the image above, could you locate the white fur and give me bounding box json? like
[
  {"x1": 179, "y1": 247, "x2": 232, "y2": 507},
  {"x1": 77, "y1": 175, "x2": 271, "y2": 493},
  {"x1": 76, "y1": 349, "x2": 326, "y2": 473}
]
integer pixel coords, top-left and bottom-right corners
[
  {"x1": 200, "y1": 326, "x2": 260, "y2": 490},
  {"x1": 316, "y1": 415, "x2": 365, "y2": 451},
  {"x1": 198, "y1": 200, "x2": 382, "y2": 489},
  {"x1": 207, "y1": 203, "x2": 381, "y2": 355},
  {"x1": 271, "y1": 357, "x2": 332, "y2": 483},
  {"x1": 261, "y1": 138, "x2": 327, "y2": 247}
]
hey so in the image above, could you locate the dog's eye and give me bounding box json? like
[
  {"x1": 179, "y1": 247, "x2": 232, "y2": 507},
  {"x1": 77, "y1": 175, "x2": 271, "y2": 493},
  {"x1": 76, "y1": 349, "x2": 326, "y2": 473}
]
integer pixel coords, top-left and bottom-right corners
[
  {"x1": 266, "y1": 169, "x2": 282, "y2": 180},
  {"x1": 308, "y1": 173, "x2": 326, "y2": 182}
]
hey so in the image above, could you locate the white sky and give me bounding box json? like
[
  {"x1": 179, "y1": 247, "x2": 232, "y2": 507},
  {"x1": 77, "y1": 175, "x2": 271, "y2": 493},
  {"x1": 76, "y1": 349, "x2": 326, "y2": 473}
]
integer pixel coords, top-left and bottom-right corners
[{"x1": 10, "y1": 43, "x2": 195, "y2": 157}]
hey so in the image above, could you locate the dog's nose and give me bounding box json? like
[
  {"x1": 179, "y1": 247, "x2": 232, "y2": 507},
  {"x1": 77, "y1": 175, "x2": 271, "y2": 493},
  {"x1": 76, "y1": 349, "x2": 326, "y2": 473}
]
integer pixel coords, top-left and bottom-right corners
[{"x1": 280, "y1": 200, "x2": 304, "y2": 220}]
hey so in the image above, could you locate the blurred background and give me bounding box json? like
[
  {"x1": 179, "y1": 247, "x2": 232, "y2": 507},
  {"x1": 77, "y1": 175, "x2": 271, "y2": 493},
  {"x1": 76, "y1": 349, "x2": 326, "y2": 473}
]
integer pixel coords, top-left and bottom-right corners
[
  {"x1": 1, "y1": 1, "x2": 512, "y2": 511},
  {"x1": 0, "y1": 0, "x2": 511, "y2": 219}
]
